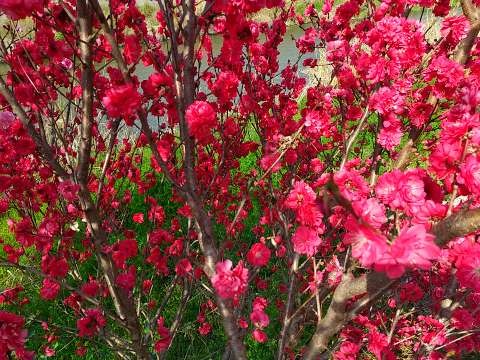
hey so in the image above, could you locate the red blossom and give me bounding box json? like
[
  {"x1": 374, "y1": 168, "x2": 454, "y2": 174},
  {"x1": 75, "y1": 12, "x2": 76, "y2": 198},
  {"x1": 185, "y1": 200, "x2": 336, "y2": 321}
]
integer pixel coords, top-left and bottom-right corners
[
  {"x1": 175, "y1": 258, "x2": 193, "y2": 277},
  {"x1": 155, "y1": 317, "x2": 171, "y2": 352},
  {"x1": 77, "y1": 309, "x2": 106, "y2": 337},
  {"x1": 185, "y1": 101, "x2": 217, "y2": 144},
  {"x1": 132, "y1": 212, "x2": 144, "y2": 224},
  {"x1": 246, "y1": 242, "x2": 271, "y2": 267},
  {"x1": 198, "y1": 322, "x2": 212, "y2": 335},
  {"x1": 0, "y1": 0, "x2": 43, "y2": 19},
  {"x1": 0, "y1": 311, "x2": 32, "y2": 359},
  {"x1": 291, "y1": 226, "x2": 322, "y2": 257},
  {"x1": 40, "y1": 279, "x2": 60, "y2": 300},
  {"x1": 252, "y1": 329, "x2": 268, "y2": 343},
  {"x1": 102, "y1": 84, "x2": 141, "y2": 121},
  {"x1": 213, "y1": 71, "x2": 239, "y2": 103},
  {"x1": 211, "y1": 260, "x2": 248, "y2": 299}
]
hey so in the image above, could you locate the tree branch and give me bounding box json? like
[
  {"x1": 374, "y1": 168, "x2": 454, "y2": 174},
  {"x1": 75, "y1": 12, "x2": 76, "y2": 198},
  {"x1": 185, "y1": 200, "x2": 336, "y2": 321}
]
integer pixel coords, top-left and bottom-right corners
[{"x1": 302, "y1": 204, "x2": 480, "y2": 359}]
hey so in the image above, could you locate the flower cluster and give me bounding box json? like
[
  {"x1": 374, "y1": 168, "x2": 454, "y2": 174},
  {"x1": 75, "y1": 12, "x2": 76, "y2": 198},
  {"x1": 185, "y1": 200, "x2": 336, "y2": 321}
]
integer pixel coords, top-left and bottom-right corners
[
  {"x1": 0, "y1": 311, "x2": 32, "y2": 359},
  {"x1": 77, "y1": 309, "x2": 106, "y2": 337},
  {"x1": 185, "y1": 101, "x2": 218, "y2": 144},
  {"x1": 250, "y1": 297, "x2": 269, "y2": 343},
  {"x1": 102, "y1": 84, "x2": 141, "y2": 124},
  {"x1": 285, "y1": 181, "x2": 325, "y2": 256},
  {"x1": 0, "y1": 0, "x2": 43, "y2": 20},
  {"x1": 211, "y1": 260, "x2": 248, "y2": 299}
]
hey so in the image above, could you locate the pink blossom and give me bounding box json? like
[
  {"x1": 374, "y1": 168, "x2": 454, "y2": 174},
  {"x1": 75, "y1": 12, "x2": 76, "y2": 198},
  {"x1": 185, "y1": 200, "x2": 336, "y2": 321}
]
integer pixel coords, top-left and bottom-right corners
[
  {"x1": 378, "y1": 113, "x2": 403, "y2": 150},
  {"x1": 334, "y1": 168, "x2": 370, "y2": 202},
  {"x1": 399, "y1": 170, "x2": 426, "y2": 207},
  {"x1": 376, "y1": 169, "x2": 426, "y2": 212},
  {"x1": 370, "y1": 87, "x2": 405, "y2": 115},
  {"x1": 291, "y1": 226, "x2": 321, "y2": 256},
  {"x1": 284, "y1": 180, "x2": 317, "y2": 209},
  {"x1": 284, "y1": 180, "x2": 324, "y2": 228},
  {"x1": 59, "y1": 58, "x2": 73, "y2": 70},
  {"x1": 367, "y1": 329, "x2": 388, "y2": 359},
  {"x1": 409, "y1": 102, "x2": 434, "y2": 128},
  {"x1": 429, "y1": 140, "x2": 463, "y2": 179},
  {"x1": 213, "y1": 71, "x2": 239, "y2": 103},
  {"x1": 326, "y1": 40, "x2": 349, "y2": 62},
  {"x1": 344, "y1": 220, "x2": 388, "y2": 267},
  {"x1": 375, "y1": 170, "x2": 401, "y2": 205},
  {"x1": 211, "y1": 260, "x2": 248, "y2": 299},
  {"x1": 250, "y1": 309, "x2": 269, "y2": 328},
  {"x1": 411, "y1": 200, "x2": 447, "y2": 225},
  {"x1": 375, "y1": 225, "x2": 440, "y2": 278},
  {"x1": 102, "y1": 84, "x2": 141, "y2": 120},
  {"x1": 458, "y1": 154, "x2": 480, "y2": 195},
  {"x1": 303, "y1": 110, "x2": 330, "y2": 136},
  {"x1": 334, "y1": 341, "x2": 361, "y2": 360},
  {"x1": 246, "y1": 242, "x2": 271, "y2": 267},
  {"x1": 0, "y1": 111, "x2": 15, "y2": 130},
  {"x1": 252, "y1": 296, "x2": 268, "y2": 311},
  {"x1": 0, "y1": 0, "x2": 43, "y2": 19},
  {"x1": 441, "y1": 16, "x2": 469, "y2": 45},
  {"x1": 185, "y1": 101, "x2": 217, "y2": 144},
  {"x1": 425, "y1": 56, "x2": 464, "y2": 98},
  {"x1": 451, "y1": 308, "x2": 474, "y2": 330},
  {"x1": 455, "y1": 245, "x2": 480, "y2": 292},
  {"x1": 352, "y1": 198, "x2": 387, "y2": 229},
  {"x1": 252, "y1": 328, "x2": 268, "y2": 343},
  {"x1": 44, "y1": 346, "x2": 55, "y2": 357}
]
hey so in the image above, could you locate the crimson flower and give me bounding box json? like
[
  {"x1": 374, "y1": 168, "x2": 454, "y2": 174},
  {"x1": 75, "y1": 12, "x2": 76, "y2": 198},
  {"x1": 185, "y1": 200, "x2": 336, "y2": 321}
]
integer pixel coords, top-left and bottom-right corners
[
  {"x1": 102, "y1": 84, "x2": 141, "y2": 121},
  {"x1": 291, "y1": 226, "x2": 321, "y2": 256},
  {"x1": 0, "y1": 311, "x2": 32, "y2": 359},
  {"x1": 246, "y1": 243, "x2": 271, "y2": 267},
  {"x1": 77, "y1": 309, "x2": 106, "y2": 337},
  {"x1": 185, "y1": 101, "x2": 217, "y2": 144},
  {"x1": 211, "y1": 260, "x2": 248, "y2": 299},
  {"x1": 0, "y1": 0, "x2": 43, "y2": 20}
]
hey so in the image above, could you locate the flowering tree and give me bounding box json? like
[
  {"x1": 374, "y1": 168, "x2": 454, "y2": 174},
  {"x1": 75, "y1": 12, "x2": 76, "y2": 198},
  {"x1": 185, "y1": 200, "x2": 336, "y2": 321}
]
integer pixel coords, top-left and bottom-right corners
[{"x1": 1, "y1": 0, "x2": 480, "y2": 358}]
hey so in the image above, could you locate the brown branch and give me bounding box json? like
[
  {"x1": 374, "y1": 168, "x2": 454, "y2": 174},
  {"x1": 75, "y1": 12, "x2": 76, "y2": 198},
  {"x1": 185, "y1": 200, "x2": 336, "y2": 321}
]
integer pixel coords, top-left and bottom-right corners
[
  {"x1": 96, "y1": 119, "x2": 120, "y2": 203},
  {"x1": 454, "y1": 20, "x2": 480, "y2": 64},
  {"x1": 340, "y1": 106, "x2": 369, "y2": 170},
  {"x1": 277, "y1": 254, "x2": 300, "y2": 360},
  {"x1": 461, "y1": 0, "x2": 480, "y2": 22},
  {"x1": 160, "y1": 278, "x2": 192, "y2": 359},
  {"x1": 90, "y1": 0, "x2": 184, "y2": 193},
  {"x1": 432, "y1": 207, "x2": 480, "y2": 246},
  {"x1": 76, "y1": 0, "x2": 94, "y2": 186},
  {"x1": 76, "y1": 2, "x2": 149, "y2": 358},
  {"x1": 91, "y1": 1, "x2": 247, "y2": 358},
  {"x1": 302, "y1": 202, "x2": 480, "y2": 359}
]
